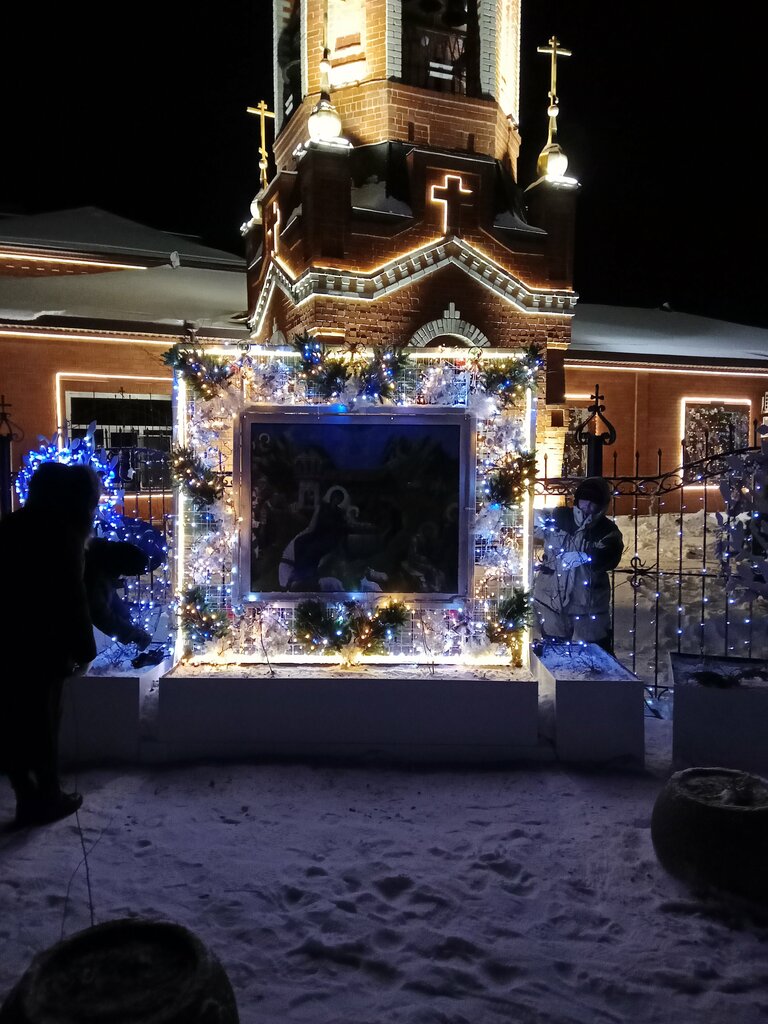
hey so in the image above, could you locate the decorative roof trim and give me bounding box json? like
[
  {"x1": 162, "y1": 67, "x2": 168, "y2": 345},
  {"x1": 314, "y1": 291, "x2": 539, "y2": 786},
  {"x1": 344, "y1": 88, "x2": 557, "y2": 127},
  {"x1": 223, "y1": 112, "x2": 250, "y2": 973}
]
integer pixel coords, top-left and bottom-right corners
[{"x1": 249, "y1": 236, "x2": 576, "y2": 334}]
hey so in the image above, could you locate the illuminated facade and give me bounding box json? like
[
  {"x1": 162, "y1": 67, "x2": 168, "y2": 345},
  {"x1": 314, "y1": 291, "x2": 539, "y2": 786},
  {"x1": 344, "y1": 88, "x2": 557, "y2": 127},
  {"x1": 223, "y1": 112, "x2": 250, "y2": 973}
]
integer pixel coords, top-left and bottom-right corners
[
  {"x1": 167, "y1": 0, "x2": 581, "y2": 670},
  {"x1": 246, "y1": 0, "x2": 579, "y2": 422}
]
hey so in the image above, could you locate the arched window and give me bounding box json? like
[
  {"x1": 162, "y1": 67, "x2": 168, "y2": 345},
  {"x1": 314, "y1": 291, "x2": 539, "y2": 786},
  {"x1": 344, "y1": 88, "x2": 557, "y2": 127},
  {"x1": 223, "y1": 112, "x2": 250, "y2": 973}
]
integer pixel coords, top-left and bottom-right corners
[
  {"x1": 277, "y1": 0, "x2": 302, "y2": 123},
  {"x1": 401, "y1": 0, "x2": 480, "y2": 97}
]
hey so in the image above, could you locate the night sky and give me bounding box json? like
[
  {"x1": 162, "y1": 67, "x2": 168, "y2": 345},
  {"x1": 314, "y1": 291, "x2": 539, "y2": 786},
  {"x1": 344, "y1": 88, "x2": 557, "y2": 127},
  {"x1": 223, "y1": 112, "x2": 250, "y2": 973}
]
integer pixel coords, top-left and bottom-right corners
[{"x1": 4, "y1": 3, "x2": 763, "y2": 326}]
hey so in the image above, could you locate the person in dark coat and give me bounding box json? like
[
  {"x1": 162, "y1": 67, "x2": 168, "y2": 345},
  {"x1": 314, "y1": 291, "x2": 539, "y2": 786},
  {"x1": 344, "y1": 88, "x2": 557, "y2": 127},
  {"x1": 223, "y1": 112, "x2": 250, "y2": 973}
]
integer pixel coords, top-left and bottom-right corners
[
  {"x1": 84, "y1": 538, "x2": 152, "y2": 649},
  {"x1": 532, "y1": 477, "x2": 624, "y2": 651},
  {"x1": 0, "y1": 462, "x2": 100, "y2": 826}
]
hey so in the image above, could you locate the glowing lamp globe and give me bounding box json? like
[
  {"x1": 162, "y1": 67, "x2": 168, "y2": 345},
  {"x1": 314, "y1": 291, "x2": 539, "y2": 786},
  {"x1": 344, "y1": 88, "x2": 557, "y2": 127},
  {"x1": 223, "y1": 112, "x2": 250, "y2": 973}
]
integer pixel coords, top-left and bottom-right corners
[
  {"x1": 307, "y1": 98, "x2": 343, "y2": 143},
  {"x1": 537, "y1": 143, "x2": 569, "y2": 180}
]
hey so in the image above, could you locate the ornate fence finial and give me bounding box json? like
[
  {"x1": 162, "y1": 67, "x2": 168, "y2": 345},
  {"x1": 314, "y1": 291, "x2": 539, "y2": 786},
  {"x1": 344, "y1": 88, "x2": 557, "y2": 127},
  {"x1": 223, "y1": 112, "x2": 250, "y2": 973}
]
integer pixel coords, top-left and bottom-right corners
[{"x1": 573, "y1": 384, "x2": 617, "y2": 477}]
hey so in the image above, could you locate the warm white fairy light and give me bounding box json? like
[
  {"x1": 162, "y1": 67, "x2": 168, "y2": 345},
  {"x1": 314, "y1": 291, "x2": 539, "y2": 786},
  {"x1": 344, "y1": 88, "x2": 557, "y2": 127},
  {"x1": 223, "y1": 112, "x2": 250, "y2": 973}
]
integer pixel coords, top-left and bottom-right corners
[{"x1": 171, "y1": 342, "x2": 539, "y2": 666}]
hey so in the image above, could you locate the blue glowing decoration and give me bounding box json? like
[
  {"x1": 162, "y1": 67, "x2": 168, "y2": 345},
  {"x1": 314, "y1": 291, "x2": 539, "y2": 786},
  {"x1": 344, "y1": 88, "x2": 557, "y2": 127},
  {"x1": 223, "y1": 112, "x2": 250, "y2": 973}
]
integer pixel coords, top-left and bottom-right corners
[
  {"x1": 16, "y1": 422, "x2": 122, "y2": 534},
  {"x1": 17, "y1": 423, "x2": 172, "y2": 664}
]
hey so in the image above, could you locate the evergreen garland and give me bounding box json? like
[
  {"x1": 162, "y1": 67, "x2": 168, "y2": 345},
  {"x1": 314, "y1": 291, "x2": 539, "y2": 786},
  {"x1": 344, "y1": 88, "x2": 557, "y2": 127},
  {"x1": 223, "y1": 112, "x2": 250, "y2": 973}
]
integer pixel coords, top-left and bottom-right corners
[
  {"x1": 484, "y1": 451, "x2": 537, "y2": 507},
  {"x1": 162, "y1": 344, "x2": 237, "y2": 401},
  {"x1": 171, "y1": 446, "x2": 226, "y2": 508},
  {"x1": 294, "y1": 599, "x2": 408, "y2": 655},
  {"x1": 293, "y1": 332, "x2": 351, "y2": 398},
  {"x1": 179, "y1": 586, "x2": 230, "y2": 648},
  {"x1": 486, "y1": 589, "x2": 533, "y2": 642},
  {"x1": 486, "y1": 589, "x2": 533, "y2": 667},
  {"x1": 292, "y1": 333, "x2": 409, "y2": 403},
  {"x1": 482, "y1": 346, "x2": 542, "y2": 405},
  {"x1": 357, "y1": 346, "x2": 410, "y2": 402}
]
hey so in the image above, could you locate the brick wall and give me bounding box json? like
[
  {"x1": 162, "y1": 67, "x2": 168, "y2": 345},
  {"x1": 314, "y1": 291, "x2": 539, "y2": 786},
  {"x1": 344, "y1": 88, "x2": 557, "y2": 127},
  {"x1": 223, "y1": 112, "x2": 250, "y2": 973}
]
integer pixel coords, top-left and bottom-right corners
[
  {"x1": 253, "y1": 262, "x2": 570, "y2": 351},
  {"x1": 274, "y1": 80, "x2": 521, "y2": 172},
  {"x1": 564, "y1": 365, "x2": 768, "y2": 477},
  {"x1": 0, "y1": 333, "x2": 174, "y2": 471}
]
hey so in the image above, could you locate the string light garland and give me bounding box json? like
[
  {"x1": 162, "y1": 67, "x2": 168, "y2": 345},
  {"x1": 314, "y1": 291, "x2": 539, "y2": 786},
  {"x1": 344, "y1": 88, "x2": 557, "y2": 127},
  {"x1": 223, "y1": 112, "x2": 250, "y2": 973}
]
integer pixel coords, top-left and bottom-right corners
[
  {"x1": 162, "y1": 344, "x2": 237, "y2": 401},
  {"x1": 171, "y1": 446, "x2": 226, "y2": 508},
  {"x1": 16, "y1": 422, "x2": 172, "y2": 665},
  {"x1": 484, "y1": 451, "x2": 538, "y2": 507},
  {"x1": 482, "y1": 346, "x2": 542, "y2": 405},
  {"x1": 292, "y1": 332, "x2": 409, "y2": 403},
  {"x1": 358, "y1": 345, "x2": 410, "y2": 402},
  {"x1": 16, "y1": 422, "x2": 122, "y2": 533},
  {"x1": 171, "y1": 339, "x2": 537, "y2": 663},
  {"x1": 294, "y1": 599, "x2": 409, "y2": 658},
  {"x1": 179, "y1": 586, "x2": 230, "y2": 649},
  {"x1": 486, "y1": 588, "x2": 533, "y2": 667},
  {"x1": 293, "y1": 332, "x2": 351, "y2": 398}
]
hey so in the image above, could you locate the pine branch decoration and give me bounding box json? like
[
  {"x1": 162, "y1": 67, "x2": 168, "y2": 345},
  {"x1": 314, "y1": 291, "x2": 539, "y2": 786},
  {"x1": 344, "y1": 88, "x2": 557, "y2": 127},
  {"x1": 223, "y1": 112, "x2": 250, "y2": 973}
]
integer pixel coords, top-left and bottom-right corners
[
  {"x1": 171, "y1": 445, "x2": 226, "y2": 508},
  {"x1": 482, "y1": 347, "x2": 541, "y2": 405},
  {"x1": 179, "y1": 586, "x2": 230, "y2": 648},
  {"x1": 485, "y1": 451, "x2": 537, "y2": 507},
  {"x1": 293, "y1": 599, "x2": 408, "y2": 655},
  {"x1": 162, "y1": 344, "x2": 236, "y2": 401},
  {"x1": 292, "y1": 331, "x2": 351, "y2": 399},
  {"x1": 358, "y1": 346, "x2": 410, "y2": 402}
]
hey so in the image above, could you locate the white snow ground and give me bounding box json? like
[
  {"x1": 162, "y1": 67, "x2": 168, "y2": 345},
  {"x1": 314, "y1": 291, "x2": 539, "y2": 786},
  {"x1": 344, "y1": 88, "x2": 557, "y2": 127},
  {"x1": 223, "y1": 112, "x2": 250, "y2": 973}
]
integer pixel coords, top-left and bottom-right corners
[{"x1": 2, "y1": 713, "x2": 768, "y2": 1024}]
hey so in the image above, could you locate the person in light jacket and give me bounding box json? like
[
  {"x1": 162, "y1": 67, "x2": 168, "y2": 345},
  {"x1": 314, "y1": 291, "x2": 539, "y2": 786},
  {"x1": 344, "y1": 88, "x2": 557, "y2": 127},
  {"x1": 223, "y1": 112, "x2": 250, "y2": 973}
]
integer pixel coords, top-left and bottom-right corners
[{"x1": 532, "y1": 476, "x2": 624, "y2": 651}]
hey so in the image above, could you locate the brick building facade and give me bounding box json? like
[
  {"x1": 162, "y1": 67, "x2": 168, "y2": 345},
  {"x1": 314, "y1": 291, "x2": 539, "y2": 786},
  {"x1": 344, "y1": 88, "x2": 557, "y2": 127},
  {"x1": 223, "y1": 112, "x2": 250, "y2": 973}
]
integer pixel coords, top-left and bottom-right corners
[{"x1": 245, "y1": 0, "x2": 578, "y2": 461}]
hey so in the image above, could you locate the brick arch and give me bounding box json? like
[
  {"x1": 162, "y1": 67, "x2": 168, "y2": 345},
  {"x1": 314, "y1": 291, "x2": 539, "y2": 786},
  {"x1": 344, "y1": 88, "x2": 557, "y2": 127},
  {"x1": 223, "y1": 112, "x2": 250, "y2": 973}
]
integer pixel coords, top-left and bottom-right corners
[{"x1": 407, "y1": 303, "x2": 490, "y2": 349}]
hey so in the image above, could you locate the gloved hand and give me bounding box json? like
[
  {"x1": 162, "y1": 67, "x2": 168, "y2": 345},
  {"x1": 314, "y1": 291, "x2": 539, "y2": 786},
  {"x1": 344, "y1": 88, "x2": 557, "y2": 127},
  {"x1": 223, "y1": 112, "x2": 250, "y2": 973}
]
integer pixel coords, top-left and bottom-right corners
[{"x1": 559, "y1": 550, "x2": 591, "y2": 571}]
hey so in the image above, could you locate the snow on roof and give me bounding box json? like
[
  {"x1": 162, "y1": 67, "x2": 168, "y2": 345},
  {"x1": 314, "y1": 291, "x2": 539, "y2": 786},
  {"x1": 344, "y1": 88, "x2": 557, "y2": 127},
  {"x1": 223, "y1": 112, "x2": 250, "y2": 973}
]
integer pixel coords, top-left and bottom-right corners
[
  {"x1": 350, "y1": 181, "x2": 412, "y2": 217},
  {"x1": 570, "y1": 304, "x2": 768, "y2": 366},
  {"x1": 0, "y1": 207, "x2": 244, "y2": 269},
  {"x1": 0, "y1": 264, "x2": 248, "y2": 332}
]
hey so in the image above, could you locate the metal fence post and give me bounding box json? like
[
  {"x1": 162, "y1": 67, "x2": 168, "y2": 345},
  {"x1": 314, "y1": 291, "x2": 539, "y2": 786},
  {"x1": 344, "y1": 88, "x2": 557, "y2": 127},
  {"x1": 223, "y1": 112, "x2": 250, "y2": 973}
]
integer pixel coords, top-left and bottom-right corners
[
  {"x1": 573, "y1": 385, "x2": 617, "y2": 478},
  {"x1": 0, "y1": 395, "x2": 22, "y2": 520}
]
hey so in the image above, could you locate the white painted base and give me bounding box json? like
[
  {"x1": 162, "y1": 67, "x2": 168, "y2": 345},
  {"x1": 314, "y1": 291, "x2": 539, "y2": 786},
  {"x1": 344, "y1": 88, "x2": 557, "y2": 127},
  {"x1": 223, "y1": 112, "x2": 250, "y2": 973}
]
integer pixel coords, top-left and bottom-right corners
[
  {"x1": 60, "y1": 663, "x2": 167, "y2": 765},
  {"x1": 532, "y1": 644, "x2": 645, "y2": 764},
  {"x1": 158, "y1": 670, "x2": 541, "y2": 763},
  {"x1": 670, "y1": 653, "x2": 768, "y2": 774}
]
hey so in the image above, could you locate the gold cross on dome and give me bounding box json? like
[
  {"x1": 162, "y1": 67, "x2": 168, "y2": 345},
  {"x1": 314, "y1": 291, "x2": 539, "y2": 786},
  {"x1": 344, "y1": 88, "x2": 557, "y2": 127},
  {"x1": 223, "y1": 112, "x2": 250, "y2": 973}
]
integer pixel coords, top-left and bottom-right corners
[
  {"x1": 246, "y1": 100, "x2": 276, "y2": 191},
  {"x1": 537, "y1": 36, "x2": 572, "y2": 108}
]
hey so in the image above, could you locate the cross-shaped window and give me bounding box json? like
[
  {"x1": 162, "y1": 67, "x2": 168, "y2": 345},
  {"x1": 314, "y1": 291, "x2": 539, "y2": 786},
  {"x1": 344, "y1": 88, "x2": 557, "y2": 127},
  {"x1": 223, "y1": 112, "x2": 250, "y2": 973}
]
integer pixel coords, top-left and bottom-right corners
[{"x1": 430, "y1": 174, "x2": 474, "y2": 235}]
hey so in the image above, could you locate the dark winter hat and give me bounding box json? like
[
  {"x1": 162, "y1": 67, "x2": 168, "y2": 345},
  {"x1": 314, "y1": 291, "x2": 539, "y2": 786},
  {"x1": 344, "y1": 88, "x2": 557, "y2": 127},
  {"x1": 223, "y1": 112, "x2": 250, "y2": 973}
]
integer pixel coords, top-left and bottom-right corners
[
  {"x1": 27, "y1": 463, "x2": 101, "y2": 527},
  {"x1": 574, "y1": 476, "x2": 612, "y2": 510}
]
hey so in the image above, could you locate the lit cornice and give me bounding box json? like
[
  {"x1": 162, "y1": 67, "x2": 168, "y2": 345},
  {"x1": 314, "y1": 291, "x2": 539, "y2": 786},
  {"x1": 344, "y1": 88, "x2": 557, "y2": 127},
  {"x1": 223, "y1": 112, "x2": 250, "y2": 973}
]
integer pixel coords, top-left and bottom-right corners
[
  {"x1": 249, "y1": 237, "x2": 576, "y2": 335},
  {"x1": 0, "y1": 327, "x2": 171, "y2": 345},
  {"x1": 565, "y1": 358, "x2": 768, "y2": 377},
  {"x1": 0, "y1": 249, "x2": 148, "y2": 271},
  {"x1": 0, "y1": 326, "x2": 246, "y2": 347}
]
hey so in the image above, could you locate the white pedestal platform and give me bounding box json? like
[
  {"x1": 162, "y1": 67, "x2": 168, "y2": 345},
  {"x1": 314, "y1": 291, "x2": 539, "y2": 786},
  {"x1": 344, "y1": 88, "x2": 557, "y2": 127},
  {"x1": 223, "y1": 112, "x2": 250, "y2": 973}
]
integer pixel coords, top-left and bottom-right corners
[
  {"x1": 670, "y1": 653, "x2": 768, "y2": 775},
  {"x1": 157, "y1": 667, "x2": 541, "y2": 764},
  {"x1": 531, "y1": 643, "x2": 645, "y2": 764},
  {"x1": 60, "y1": 661, "x2": 168, "y2": 765}
]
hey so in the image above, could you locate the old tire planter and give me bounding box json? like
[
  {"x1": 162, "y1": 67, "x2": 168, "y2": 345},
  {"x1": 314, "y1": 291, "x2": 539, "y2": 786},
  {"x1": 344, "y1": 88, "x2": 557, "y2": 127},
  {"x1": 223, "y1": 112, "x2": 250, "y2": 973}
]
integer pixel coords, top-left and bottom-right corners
[
  {"x1": 651, "y1": 767, "x2": 768, "y2": 903},
  {"x1": 0, "y1": 919, "x2": 239, "y2": 1023}
]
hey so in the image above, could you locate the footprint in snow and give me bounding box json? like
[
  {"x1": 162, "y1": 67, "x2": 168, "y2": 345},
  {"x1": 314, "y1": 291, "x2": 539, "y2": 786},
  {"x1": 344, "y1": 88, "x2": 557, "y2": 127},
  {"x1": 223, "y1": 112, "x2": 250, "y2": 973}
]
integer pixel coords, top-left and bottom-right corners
[{"x1": 374, "y1": 874, "x2": 414, "y2": 899}]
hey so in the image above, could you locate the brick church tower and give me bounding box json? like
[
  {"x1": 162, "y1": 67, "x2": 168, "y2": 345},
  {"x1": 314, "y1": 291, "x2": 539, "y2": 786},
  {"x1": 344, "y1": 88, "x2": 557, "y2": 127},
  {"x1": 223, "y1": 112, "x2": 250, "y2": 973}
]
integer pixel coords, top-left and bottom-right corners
[{"x1": 244, "y1": 0, "x2": 577, "y2": 426}]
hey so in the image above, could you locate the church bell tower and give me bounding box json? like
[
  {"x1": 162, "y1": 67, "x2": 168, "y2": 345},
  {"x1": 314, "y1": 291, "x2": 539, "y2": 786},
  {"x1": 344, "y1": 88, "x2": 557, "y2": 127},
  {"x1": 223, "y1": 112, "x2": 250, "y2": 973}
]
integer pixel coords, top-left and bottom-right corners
[{"x1": 244, "y1": 0, "x2": 578, "y2": 409}]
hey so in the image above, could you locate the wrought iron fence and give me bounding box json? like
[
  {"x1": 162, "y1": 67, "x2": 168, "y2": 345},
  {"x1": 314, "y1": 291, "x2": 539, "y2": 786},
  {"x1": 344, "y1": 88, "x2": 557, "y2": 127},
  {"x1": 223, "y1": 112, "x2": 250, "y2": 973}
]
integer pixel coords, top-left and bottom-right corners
[
  {"x1": 20, "y1": 432, "x2": 759, "y2": 691},
  {"x1": 94, "y1": 446, "x2": 174, "y2": 663},
  {"x1": 536, "y1": 439, "x2": 767, "y2": 696}
]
